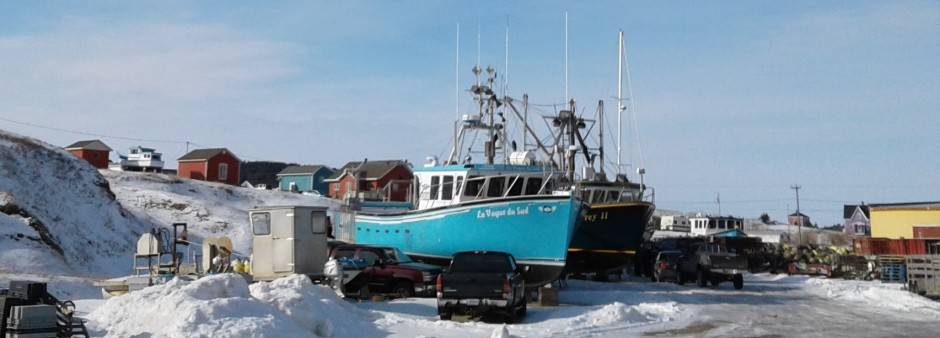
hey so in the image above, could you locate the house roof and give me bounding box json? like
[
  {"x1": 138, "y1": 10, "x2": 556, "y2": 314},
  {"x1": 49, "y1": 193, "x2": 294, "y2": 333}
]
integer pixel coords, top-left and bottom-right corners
[
  {"x1": 788, "y1": 212, "x2": 810, "y2": 218},
  {"x1": 277, "y1": 165, "x2": 329, "y2": 176},
  {"x1": 323, "y1": 160, "x2": 409, "y2": 181},
  {"x1": 869, "y1": 201, "x2": 940, "y2": 210},
  {"x1": 177, "y1": 148, "x2": 240, "y2": 162},
  {"x1": 843, "y1": 204, "x2": 871, "y2": 219},
  {"x1": 65, "y1": 140, "x2": 112, "y2": 151}
]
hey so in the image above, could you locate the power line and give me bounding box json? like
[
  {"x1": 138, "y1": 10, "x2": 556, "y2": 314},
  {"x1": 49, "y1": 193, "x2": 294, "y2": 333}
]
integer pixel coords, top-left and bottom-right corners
[{"x1": 0, "y1": 116, "x2": 187, "y2": 145}]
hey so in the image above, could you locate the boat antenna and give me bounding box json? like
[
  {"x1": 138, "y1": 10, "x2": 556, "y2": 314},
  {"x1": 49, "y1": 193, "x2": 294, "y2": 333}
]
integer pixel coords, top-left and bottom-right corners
[
  {"x1": 565, "y1": 11, "x2": 569, "y2": 104},
  {"x1": 454, "y1": 23, "x2": 460, "y2": 163},
  {"x1": 504, "y1": 17, "x2": 509, "y2": 102}
]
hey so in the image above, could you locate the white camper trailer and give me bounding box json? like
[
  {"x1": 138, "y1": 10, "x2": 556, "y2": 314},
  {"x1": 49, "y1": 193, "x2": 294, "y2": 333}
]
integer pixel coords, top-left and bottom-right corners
[{"x1": 249, "y1": 206, "x2": 330, "y2": 282}]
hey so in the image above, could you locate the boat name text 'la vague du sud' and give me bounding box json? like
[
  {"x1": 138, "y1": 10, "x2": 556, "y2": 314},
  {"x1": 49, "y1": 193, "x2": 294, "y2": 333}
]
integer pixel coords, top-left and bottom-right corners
[{"x1": 476, "y1": 206, "x2": 531, "y2": 219}]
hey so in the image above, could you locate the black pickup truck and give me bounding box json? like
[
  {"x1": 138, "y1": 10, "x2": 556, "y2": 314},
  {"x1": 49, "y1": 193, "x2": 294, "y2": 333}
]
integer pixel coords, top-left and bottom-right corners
[
  {"x1": 436, "y1": 251, "x2": 527, "y2": 323},
  {"x1": 677, "y1": 242, "x2": 747, "y2": 289}
]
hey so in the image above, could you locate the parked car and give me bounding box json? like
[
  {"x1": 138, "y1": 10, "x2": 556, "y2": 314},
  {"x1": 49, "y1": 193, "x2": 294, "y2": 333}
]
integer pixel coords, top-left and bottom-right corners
[
  {"x1": 651, "y1": 250, "x2": 682, "y2": 282},
  {"x1": 676, "y1": 243, "x2": 747, "y2": 289},
  {"x1": 436, "y1": 251, "x2": 527, "y2": 323},
  {"x1": 327, "y1": 244, "x2": 442, "y2": 298}
]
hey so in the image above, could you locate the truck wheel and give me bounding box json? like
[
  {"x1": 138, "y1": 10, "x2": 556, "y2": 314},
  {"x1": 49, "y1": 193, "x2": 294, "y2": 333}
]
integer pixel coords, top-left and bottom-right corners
[
  {"x1": 391, "y1": 281, "x2": 414, "y2": 299},
  {"x1": 439, "y1": 312, "x2": 452, "y2": 320},
  {"x1": 696, "y1": 270, "x2": 707, "y2": 287},
  {"x1": 733, "y1": 274, "x2": 744, "y2": 290},
  {"x1": 357, "y1": 285, "x2": 371, "y2": 300},
  {"x1": 518, "y1": 301, "x2": 527, "y2": 318},
  {"x1": 677, "y1": 271, "x2": 685, "y2": 285}
]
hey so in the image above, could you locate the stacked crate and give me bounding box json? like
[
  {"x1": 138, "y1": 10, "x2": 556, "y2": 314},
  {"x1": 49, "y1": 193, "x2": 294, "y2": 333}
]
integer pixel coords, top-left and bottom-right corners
[
  {"x1": 878, "y1": 256, "x2": 907, "y2": 283},
  {"x1": 4, "y1": 305, "x2": 57, "y2": 338}
]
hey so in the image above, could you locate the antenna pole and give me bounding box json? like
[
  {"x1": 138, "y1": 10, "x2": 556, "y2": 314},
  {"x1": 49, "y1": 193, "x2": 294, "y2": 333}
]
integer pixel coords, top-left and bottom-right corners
[
  {"x1": 505, "y1": 18, "x2": 509, "y2": 100},
  {"x1": 565, "y1": 11, "x2": 569, "y2": 104}
]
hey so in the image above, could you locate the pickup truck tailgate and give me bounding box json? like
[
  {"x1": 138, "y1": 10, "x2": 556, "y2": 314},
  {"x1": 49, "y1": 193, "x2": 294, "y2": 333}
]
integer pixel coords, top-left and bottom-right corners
[
  {"x1": 709, "y1": 255, "x2": 748, "y2": 269},
  {"x1": 439, "y1": 273, "x2": 505, "y2": 299}
]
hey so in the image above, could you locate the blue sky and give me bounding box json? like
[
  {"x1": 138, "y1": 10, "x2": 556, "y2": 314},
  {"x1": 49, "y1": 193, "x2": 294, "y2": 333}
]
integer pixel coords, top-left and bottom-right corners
[{"x1": 1, "y1": 1, "x2": 938, "y2": 227}]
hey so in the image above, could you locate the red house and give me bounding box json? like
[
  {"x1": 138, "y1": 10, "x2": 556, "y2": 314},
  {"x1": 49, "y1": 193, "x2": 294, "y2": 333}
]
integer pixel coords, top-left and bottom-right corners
[
  {"x1": 64, "y1": 140, "x2": 112, "y2": 169},
  {"x1": 177, "y1": 148, "x2": 241, "y2": 185},
  {"x1": 324, "y1": 160, "x2": 413, "y2": 202}
]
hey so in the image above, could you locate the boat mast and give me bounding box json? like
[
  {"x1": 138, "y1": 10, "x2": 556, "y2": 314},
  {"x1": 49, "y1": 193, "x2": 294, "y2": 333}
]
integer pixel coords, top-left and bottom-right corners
[
  {"x1": 617, "y1": 30, "x2": 624, "y2": 176},
  {"x1": 454, "y1": 24, "x2": 460, "y2": 164}
]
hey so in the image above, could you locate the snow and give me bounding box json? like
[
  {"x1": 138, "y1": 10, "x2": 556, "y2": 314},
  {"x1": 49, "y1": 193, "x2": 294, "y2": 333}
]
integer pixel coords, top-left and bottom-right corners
[{"x1": 3, "y1": 129, "x2": 940, "y2": 337}]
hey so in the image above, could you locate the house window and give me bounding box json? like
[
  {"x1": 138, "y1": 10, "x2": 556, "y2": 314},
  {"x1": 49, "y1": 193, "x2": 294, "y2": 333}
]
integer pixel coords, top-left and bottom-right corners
[{"x1": 219, "y1": 163, "x2": 228, "y2": 180}]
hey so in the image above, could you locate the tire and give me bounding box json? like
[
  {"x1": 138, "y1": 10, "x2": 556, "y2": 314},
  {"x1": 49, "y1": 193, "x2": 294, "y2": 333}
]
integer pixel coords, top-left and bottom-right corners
[
  {"x1": 503, "y1": 310, "x2": 516, "y2": 324},
  {"x1": 517, "y1": 301, "x2": 527, "y2": 318},
  {"x1": 710, "y1": 279, "x2": 720, "y2": 286},
  {"x1": 696, "y1": 270, "x2": 707, "y2": 288},
  {"x1": 677, "y1": 270, "x2": 685, "y2": 285},
  {"x1": 733, "y1": 274, "x2": 744, "y2": 290},
  {"x1": 651, "y1": 273, "x2": 659, "y2": 283},
  {"x1": 357, "y1": 285, "x2": 371, "y2": 300},
  {"x1": 391, "y1": 281, "x2": 414, "y2": 299},
  {"x1": 439, "y1": 311, "x2": 452, "y2": 320}
]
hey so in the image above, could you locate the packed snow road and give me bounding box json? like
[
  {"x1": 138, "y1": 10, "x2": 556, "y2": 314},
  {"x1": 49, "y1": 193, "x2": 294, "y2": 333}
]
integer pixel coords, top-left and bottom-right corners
[{"x1": 355, "y1": 273, "x2": 940, "y2": 337}]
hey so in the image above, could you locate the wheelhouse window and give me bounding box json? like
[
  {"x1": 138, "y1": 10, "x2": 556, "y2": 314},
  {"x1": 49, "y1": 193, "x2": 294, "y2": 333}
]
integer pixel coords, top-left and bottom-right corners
[
  {"x1": 486, "y1": 177, "x2": 505, "y2": 198},
  {"x1": 441, "y1": 175, "x2": 454, "y2": 200},
  {"x1": 525, "y1": 178, "x2": 543, "y2": 195},
  {"x1": 507, "y1": 176, "x2": 524, "y2": 196},
  {"x1": 251, "y1": 213, "x2": 271, "y2": 235},
  {"x1": 430, "y1": 176, "x2": 440, "y2": 200},
  {"x1": 454, "y1": 176, "x2": 463, "y2": 198},
  {"x1": 464, "y1": 175, "x2": 484, "y2": 197}
]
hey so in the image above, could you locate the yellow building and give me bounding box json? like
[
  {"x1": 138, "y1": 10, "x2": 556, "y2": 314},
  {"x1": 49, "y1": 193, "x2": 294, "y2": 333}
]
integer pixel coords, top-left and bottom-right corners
[{"x1": 869, "y1": 202, "x2": 940, "y2": 239}]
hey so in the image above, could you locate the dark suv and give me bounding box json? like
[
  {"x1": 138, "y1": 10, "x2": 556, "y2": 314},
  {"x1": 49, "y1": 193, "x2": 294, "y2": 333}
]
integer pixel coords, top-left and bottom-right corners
[{"x1": 328, "y1": 244, "x2": 442, "y2": 298}]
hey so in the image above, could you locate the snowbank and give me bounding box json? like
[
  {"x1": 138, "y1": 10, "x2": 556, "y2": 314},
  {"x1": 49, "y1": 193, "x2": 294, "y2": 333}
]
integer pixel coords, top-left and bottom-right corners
[{"x1": 85, "y1": 274, "x2": 385, "y2": 338}]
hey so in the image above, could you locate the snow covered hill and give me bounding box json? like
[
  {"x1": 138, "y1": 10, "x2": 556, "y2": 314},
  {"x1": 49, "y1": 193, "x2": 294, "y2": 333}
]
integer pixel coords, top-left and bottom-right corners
[
  {"x1": 0, "y1": 129, "x2": 335, "y2": 289},
  {"x1": 1, "y1": 130, "x2": 155, "y2": 277}
]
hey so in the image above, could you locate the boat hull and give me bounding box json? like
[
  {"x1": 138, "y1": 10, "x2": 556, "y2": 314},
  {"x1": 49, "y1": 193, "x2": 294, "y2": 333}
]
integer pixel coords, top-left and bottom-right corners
[
  {"x1": 350, "y1": 195, "x2": 586, "y2": 287},
  {"x1": 565, "y1": 201, "x2": 655, "y2": 275}
]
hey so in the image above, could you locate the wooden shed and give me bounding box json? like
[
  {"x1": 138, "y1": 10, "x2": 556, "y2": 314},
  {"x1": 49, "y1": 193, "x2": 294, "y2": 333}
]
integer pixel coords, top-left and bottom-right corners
[
  {"x1": 248, "y1": 206, "x2": 330, "y2": 282},
  {"x1": 177, "y1": 148, "x2": 241, "y2": 185},
  {"x1": 64, "y1": 140, "x2": 112, "y2": 169}
]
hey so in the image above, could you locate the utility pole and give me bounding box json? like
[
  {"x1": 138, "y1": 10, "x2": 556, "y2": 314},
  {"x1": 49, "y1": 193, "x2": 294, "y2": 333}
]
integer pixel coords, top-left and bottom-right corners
[
  {"x1": 791, "y1": 184, "x2": 802, "y2": 244},
  {"x1": 716, "y1": 192, "x2": 721, "y2": 216}
]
